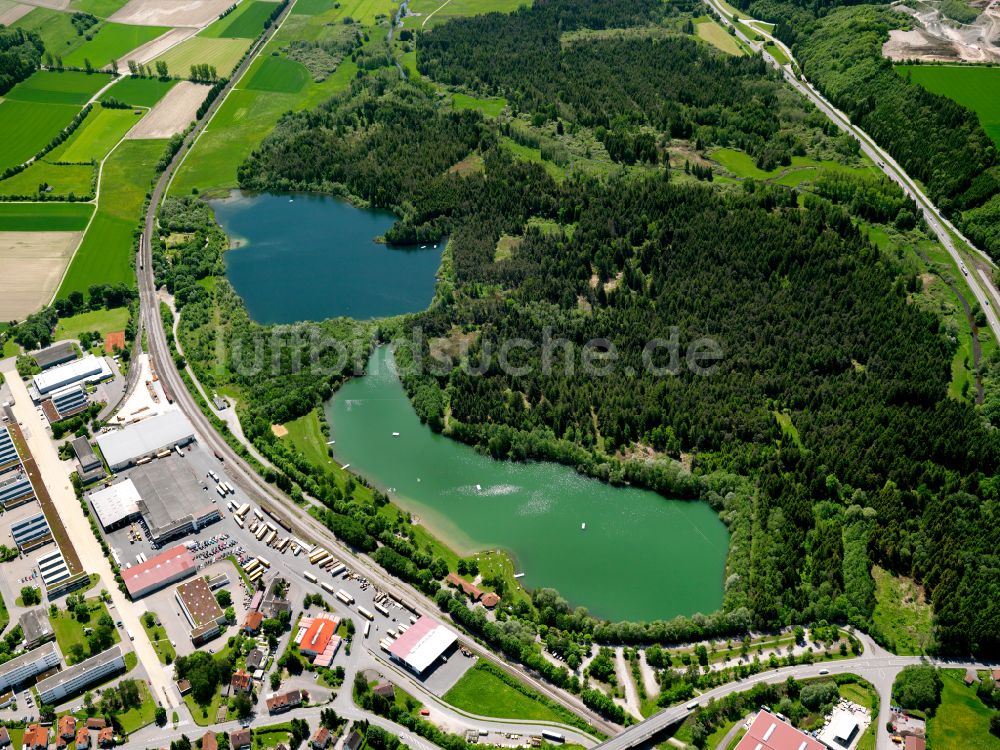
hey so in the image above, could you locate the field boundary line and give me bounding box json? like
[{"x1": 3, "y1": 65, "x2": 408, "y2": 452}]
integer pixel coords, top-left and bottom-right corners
[{"x1": 422, "y1": 0, "x2": 451, "y2": 27}]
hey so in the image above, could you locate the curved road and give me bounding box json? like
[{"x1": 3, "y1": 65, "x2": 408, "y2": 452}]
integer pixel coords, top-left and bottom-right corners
[
  {"x1": 705, "y1": 0, "x2": 1000, "y2": 345},
  {"x1": 132, "y1": 0, "x2": 614, "y2": 738}
]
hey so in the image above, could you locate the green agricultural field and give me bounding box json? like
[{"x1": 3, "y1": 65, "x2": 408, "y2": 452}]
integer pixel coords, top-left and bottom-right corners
[
  {"x1": 404, "y1": 0, "x2": 529, "y2": 27},
  {"x1": 323, "y1": 0, "x2": 393, "y2": 24},
  {"x1": 896, "y1": 64, "x2": 1000, "y2": 148},
  {"x1": 13, "y1": 8, "x2": 86, "y2": 60},
  {"x1": 871, "y1": 565, "x2": 934, "y2": 655},
  {"x1": 54, "y1": 307, "x2": 130, "y2": 342},
  {"x1": 63, "y1": 23, "x2": 169, "y2": 69},
  {"x1": 0, "y1": 100, "x2": 81, "y2": 173},
  {"x1": 244, "y1": 54, "x2": 308, "y2": 92},
  {"x1": 444, "y1": 660, "x2": 575, "y2": 723},
  {"x1": 69, "y1": 0, "x2": 131, "y2": 17},
  {"x1": 155, "y1": 37, "x2": 250, "y2": 78},
  {"x1": 453, "y1": 93, "x2": 506, "y2": 117},
  {"x1": 928, "y1": 670, "x2": 1000, "y2": 750},
  {"x1": 695, "y1": 19, "x2": 745, "y2": 56},
  {"x1": 50, "y1": 106, "x2": 143, "y2": 163},
  {"x1": 57, "y1": 138, "x2": 165, "y2": 297},
  {"x1": 6, "y1": 70, "x2": 112, "y2": 106},
  {"x1": 0, "y1": 202, "x2": 93, "y2": 231},
  {"x1": 204, "y1": 0, "x2": 278, "y2": 39},
  {"x1": 0, "y1": 161, "x2": 94, "y2": 198},
  {"x1": 102, "y1": 76, "x2": 178, "y2": 107},
  {"x1": 291, "y1": 0, "x2": 335, "y2": 14}
]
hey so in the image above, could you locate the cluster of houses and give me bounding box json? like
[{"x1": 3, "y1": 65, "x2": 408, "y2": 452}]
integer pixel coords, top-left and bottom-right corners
[
  {"x1": 219, "y1": 725, "x2": 362, "y2": 750},
  {"x1": 444, "y1": 574, "x2": 500, "y2": 609},
  {"x1": 15, "y1": 717, "x2": 115, "y2": 750}
]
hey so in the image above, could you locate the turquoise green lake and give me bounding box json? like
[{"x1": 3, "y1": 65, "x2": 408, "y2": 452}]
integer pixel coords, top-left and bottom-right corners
[{"x1": 327, "y1": 346, "x2": 729, "y2": 622}]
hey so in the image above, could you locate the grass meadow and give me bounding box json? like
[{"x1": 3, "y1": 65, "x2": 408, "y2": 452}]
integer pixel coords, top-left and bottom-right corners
[
  {"x1": 0, "y1": 203, "x2": 93, "y2": 231},
  {"x1": 0, "y1": 161, "x2": 94, "y2": 198},
  {"x1": 444, "y1": 660, "x2": 574, "y2": 723},
  {"x1": 155, "y1": 37, "x2": 250, "y2": 78},
  {"x1": 403, "y1": 0, "x2": 529, "y2": 27},
  {"x1": 928, "y1": 670, "x2": 1000, "y2": 750},
  {"x1": 201, "y1": 0, "x2": 277, "y2": 38},
  {"x1": 244, "y1": 54, "x2": 309, "y2": 93},
  {"x1": 63, "y1": 23, "x2": 168, "y2": 69},
  {"x1": 13, "y1": 8, "x2": 86, "y2": 60},
  {"x1": 102, "y1": 75, "x2": 178, "y2": 107},
  {"x1": 0, "y1": 100, "x2": 81, "y2": 173},
  {"x1": 51, "y1": 106, "x2": 143, "y2": 163},
  {"x1": 6, "y1": 70, "x2": 112, "y2": 105},
  {"x1": 871, "y1": 565, "x2": 934, "y2": 655},
  {"x1": 69, "y1": 0, "x2": 131, "y2": 16},
  {"x1": 896, "y1": 64, "x2": 1000, "y2": 148},
  {"x1": 452, "y1": 93, "x2": 506, "y2": 118},
  {"x1": 695, "y1": 18, "x2": 746, "y2": 56},
  {"x1": 54, "y1": 307, "x2": 130, "y2": 341},
  {"x1": 57, "y1": 138, "x2": 166, "y2": 297}
]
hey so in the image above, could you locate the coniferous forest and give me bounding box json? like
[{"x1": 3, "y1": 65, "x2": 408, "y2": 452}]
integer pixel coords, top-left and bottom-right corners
[{"x1": 176, "y1": 0, "x2": 1000, "y2": 660}]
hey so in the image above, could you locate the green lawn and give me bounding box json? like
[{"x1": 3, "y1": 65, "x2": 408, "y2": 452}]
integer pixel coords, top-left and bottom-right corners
[
  {"x1": 184, "y1": 690, "x2": 230, "y2": 726},
  {"x1": 13, "y1": 8, "x2": 87, "y2": 61},
  {"x1": 6, "y1": 70, "x2": 113, "y2": 105},
  {"x1": 244, "y1": 54, "x2": 309, "y2": 93},
  {"x1": 711, "y1": 147, "x2": 872, "y2": 181},
  {"x1": 139, "y1": 612, "x2": 177, "y2": 664},
  {"x1": 927, "y1": 670, "x2": 1000, "y2": 750},
  {"x1": 203, "y1": 0, "x2": 278, "y2": 39},
  {"x1": 0, "y1": 160, "x2": 94, "y2": 199},
  {"x1": 50, "y1": 106, "x2": 143, "y2": 163},
  {"x1": 871, "y1": 566, "x2": 934, "y2": 654},
  {"x1": 403, "y1": 0, "x2": 528, "y2": 27},
  {"x1": 155, "y1": 37, "x2": 251, "y2": 78},
  {"x1": 102, "y1": 76, "x2": 179, "y2": 107},
  {"x1": 764, "y1": 42, "x2": 789, "y2": 65},
  {"x1": 54, "y1": 307, "x2": 130, "y2": 342},
  {"x1": 896, "y1": 65, "x2": 1000, "y2": 149},
  {"x1": 57, "y1": 138, "x2": 166, "y2": 298},
  {"x1": 63, "y1": 24, "x2": 169, "y2": 69},
  {"x1": 695, "y1": 19, "x2": 745, "y2": 56},
  {"x1": 50, "y1": 598, "x2": 120, "y2": 663},
  {"x1": 452, "y1": 93, "x2": 506, "y2": 118},
  {"x1": 69, "y1": 0, "x2": 131, "y2": 17},
  {"x1": 0, "y1": 589, "x2": 8, "y2": 635},
  {"x1": 118, "y1": 680, "x2": 158, "y2": 732},
  {"x1": 0, "y1": 100, "x2": 83, "y2": 173},
  {"x1": 444, "y1": 660, "x2": 576, "y2": 723},
  {"x1": 0, "y1": 202, "x2": 94, "y2": 231},
  {"x1": 282, "y1": 408, "x2": 334, "y2": 469}
]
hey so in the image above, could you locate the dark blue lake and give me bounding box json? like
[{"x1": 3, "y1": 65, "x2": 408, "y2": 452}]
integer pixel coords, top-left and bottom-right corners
[{"x1": 211, "y1": 192, "x2": 443, "y2": 324}]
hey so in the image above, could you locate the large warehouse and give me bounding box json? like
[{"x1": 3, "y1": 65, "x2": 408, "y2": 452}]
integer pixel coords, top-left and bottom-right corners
[
  {"x1": 95, "y1": 410, "x2": 195, "y2": 471},
  {"x1": 122, "y1": 545, "x2": 196, "y2": 599},
  {"x1": 32, "y1": 355, "x2": 112, "y2": 396},
  {"x1": 387, "y1": 616, "x2": 457, "y2": 676},
  {"x1": 175, "y1": 578, "x2": 226, "y2": 645},
  {"x1": 88, "y1": 480, "x2": 142, "y2": 531}
]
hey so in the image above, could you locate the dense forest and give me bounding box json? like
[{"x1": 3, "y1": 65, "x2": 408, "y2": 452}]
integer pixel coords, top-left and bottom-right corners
[
  {"x1": 0, "y1": 27, "x2": 43, "y2": 95},
  {"x1": 160, "y1": 0, "x2": 1000, "y2": 667}
]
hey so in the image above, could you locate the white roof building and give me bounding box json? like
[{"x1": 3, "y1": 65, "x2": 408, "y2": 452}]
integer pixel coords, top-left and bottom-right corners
[
  {"x1": 89, "y1": 479, "x2": 142, "y2": 530},
  {"x1": 387, "y1": 615, "x2": 457, "y2": 675},
  {"x1": 33, "y1": 355, "x2": 111, "y2": 395},
  {"x1": 95, "y1": 410, "x2": 195, "y2": 470}
]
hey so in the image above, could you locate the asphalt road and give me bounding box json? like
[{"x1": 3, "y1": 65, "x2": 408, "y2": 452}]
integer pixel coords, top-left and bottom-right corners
[{"x1": 132, "y1": 0, "x2": 615, "y2": 739}]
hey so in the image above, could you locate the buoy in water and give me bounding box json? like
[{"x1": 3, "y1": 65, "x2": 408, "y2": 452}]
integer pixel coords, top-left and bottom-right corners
[
  {"x1": 476, "y1": 484, "x2": 482, "y2": 491},
  {"x1": 581, "y1": 522, "x2": 586, "y2": 530},
  {"x1": 392, "y1": 432, "x2": 400, "y2": 437}
]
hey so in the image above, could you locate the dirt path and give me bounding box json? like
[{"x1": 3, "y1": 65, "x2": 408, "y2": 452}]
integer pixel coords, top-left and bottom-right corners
[
  {"x1": 614, "y1": 647, "x2": 642, "y2": 720},
  {"x1": 638, "y1": 651, "x2": 660, "y2": 698}
]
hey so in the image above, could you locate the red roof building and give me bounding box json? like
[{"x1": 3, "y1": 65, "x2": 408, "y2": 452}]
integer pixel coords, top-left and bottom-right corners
[
  {"x1": 734, "y1": 712, "x2": 824, "y2": 750},
  {"x1": 75, "y1": 728, "x2": 89, "y2": 750},
  {"x1": 201, "y1": 733, "x2": 217, "y2": 750},
  {"x1": 242, "y1": 611, "x2": 264, "y2": 634},
  {"x1": 122, "y1": 545, "x2": 196, "y2": 599},
  {"x1": 309, "y1": 728, "x2": 329, "y2": 750},
  {"x1": 480, "y1": 592, "x2": 501, "y2": 608},
  {"x1": 24, "y1": 725, "x2": 48, "y2": 750},
  {"x1": 84, "y1": 721, "x2": 105, "y2": 731},
  {"x1": 230, "y1": 669, "x2": 252, "y2": 694},
  {"x1": 296, "y1": 613, "x2": 341, "y2": 667},
  {"x1": 904, "y1": 738, "x2": 926, "y2": 750},
  {"x1": 96, "y1": 729, "x2": 113, "y2": 749},
  {"x1": 58, "y1": 717, "x2": 77, "y2": 741}
]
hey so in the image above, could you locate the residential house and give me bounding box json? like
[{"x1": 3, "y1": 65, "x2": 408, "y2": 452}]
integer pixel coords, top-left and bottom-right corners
[
  {"x1": 84, "y1": 721, "x2": 105, "y2": 731},
  {"x1": 59, "y1": 717, "x2": 77, "y2": 742},
  {"x1": 343, "y1": 731, "x2": 362, "y2": 750},
  {"x1": 75, "y1": 728, "x2": 90, "y2": 750},
  {"x1": 372, "y1": 682, "x2": 395, "y2": 701},
  {"x1": 0, "y1": 728, "x2": 10, "y2": 748},
  {"x1": 309, "y1": 728, "x2": 329, "y2": 750},
  {"x1": 229, "y1": 730, "x2": 251, "y2": 750},
  {"x1": 265, "y1": 689, "x2": 305, "y2": 714},
  {"x1": 96, "y1": 729, "x2": 113, "y2": 749},
  {"x1": 23, "y1": 725, "x2": 48, "y2": 750},
  {"x1": 230, "y1": 669, "x2": 253, "y2": 694},
  {"x1": 242, "y1": 612, "x2": 263, "y2": 635},
  {"x1": 200, "y1": 733, "x2": 217, "y2": 750},
  {"x1": 245, "y1": 649, "x2": 265, "y2": 672}
]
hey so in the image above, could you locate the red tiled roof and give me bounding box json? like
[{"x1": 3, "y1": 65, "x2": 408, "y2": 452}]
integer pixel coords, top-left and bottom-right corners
[
  {"x1": 201, "y1": 733, "x2": 217, "y2": 750},
  {"x1": 122, "y1": 545, "x2": 195, "y2": 597},
  {"x1": 904, "y1": 738, "x2": 925, "y2": 750},
  {"x1": 243, "y1": 612, "x2": 264, "y2": 632},
  {"x1": 734, "y1": 712, "x2": 824, "y2": 750},
  {"x1": 85, "y1": 721, "x2": 105, "y2": 731},
  {"x1": 230, "y1": 669, "x2": 252, "y2": 692},
  {"x1": 104, "y1": 332, "x2": 126, "y2": 354},
  {"x1": 480, "y1": 592, "x2": 500, "y2": 608},
  {"x1": 298, "y1": 613, "x2": 338, "y2": 658},
  {"x1": 445, "y1": 573, "x2": 481, "y2": 600},
  {"x1": 24, "y1": 725, "x2": 48, "y2": 749}
]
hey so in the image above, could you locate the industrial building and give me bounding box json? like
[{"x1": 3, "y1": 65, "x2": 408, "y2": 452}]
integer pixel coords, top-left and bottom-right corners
[
  {"x1": 71, "y1": 438, "x2": 104, "y2": 483},
  {"x1": 32, "y1": 342, "x2": 77, "y2": 371},
  {"x1": 88, "y1": 480, "x2": 141, "y2": 532},
  {"x1": 0, "y1": 643, "x2": 61, "y2": 693},
  {"x1": 18, "y1": 608, "x2": 55, "y2": 649},
  {"x1": 734, "y1": 712, "x2": 824, "y2": 750},
  {"x1": 817, "y1": 712, "x2": 861, "y2": 750},
  {"x1": 295, "y1": 612, "x2": 341, "y2": 667},
  {"x1": 37, "y1": 548, "x2": 71, "y2": 589},
  {"x1": 10, "y1": 512, "x2": 53, "y2": 552},
  {"x1": 94, "y1": 411, "x2": 194, "y2": 471},
  {"x1": 0, "y1": 427, "x2": 20, "y2": 471},
  {"x1": 42, "y1": 385, "x2": 89, "y2": 424},
  {"x1": 175, "y1": 577, "x2": 227, "y2": 645},
  {"x1": 121, "y1": 545, "x2": 196, "y2": 599},
  {"x1": 386, "y1": 615, "x2": 457, "y2": 676},
  {"x1": 0, "y1": 472, "x2": 34, "y2": 509},
  {"x1": 36, "y1": 646, "x2": 125, "y2": 704},
  {"x1": 33, "y1": 355, "x2": 112, "y2": 397}
]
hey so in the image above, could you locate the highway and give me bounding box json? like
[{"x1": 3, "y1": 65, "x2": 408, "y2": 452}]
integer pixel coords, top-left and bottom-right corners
[
  {"x1": 704, "y1": 0, "x2": 1000, "y2": 345},
  {"x1": 131, "y1": 0, "x2": 614, "y2": 738}
]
